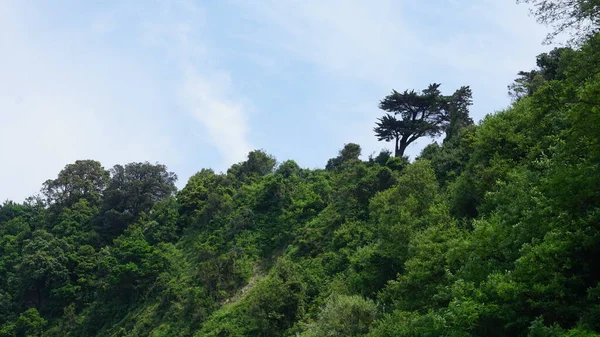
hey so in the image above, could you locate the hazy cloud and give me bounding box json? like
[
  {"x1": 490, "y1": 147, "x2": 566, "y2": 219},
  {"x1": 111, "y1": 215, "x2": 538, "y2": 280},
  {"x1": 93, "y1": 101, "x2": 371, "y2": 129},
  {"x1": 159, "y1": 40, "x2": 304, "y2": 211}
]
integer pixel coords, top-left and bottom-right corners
[
  {"x1": 0, "y1": 0, "x2": 252, "y2": 201},
  {"x1": 234, "y1": 0, "x2": 551, "y2": 158},
  {"x1": 181, "y1": 68, "x2": 252, "y2": 165},
  {"x1": 0, "y1": 0, "x2": 557, "y2": 201}
]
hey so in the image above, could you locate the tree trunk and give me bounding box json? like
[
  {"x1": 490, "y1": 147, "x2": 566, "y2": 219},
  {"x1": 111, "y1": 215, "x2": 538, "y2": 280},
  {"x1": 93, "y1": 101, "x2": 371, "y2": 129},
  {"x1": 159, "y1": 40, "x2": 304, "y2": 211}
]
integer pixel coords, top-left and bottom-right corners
[
  {"x1": 394, "y1": 137, "x2": 400, "y2": 157},
  {"x1": 396, "y1": 137, "x2": 408, "y2": 157}
]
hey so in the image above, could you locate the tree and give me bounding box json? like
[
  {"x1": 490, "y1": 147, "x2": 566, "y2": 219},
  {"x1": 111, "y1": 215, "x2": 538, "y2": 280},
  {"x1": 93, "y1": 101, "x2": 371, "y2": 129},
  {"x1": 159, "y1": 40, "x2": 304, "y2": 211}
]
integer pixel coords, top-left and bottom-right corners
[
  {"x1": 96, "y1": 162, "x2": 177, "y2": 242},
  {"x1": 99, "y1": 225, "x2": 168, "y2": 301},
  {"x1": 0, "y1": 201, "x2": 30, "y2": 225},
  {"x1": 227, "y1": 150, "x2": 276, "y2": 184},
  {"x1": 508, "y1": 47, "x2": 571, "y2": 100},
  {"x1": 301, "y1": 294, "x2": 377, "y2": 337},
  {"x1": 374, "y1": 84, "x2": 472, "y2": 157},
  {"x1": 443, "y1": 86, "x2": 474, "y2": 142},
  {"x1": 0, "y1": 308, "x2": 48, "y2": 337},
  {"x1": 142, "y1": 197, "x2": 180, "y2": 244},
  {"x1": 508, "y1": 70, "x2": 545, "y2": 101},
  {"x1": 17, "y1": 230, "x2": 69, "y2": 310},
  {"x1": 518, "y1": 0, "x2": 600, "y2": 44},
  {"x1": 42, "y1": 160, "x2": 109, "y2": 208},
  {"x1": 326, "y1": 143, "x2": 362, "y2": 170},
  {"x1": 177, "y1": 169, "x2": 233, "y2": 227}
]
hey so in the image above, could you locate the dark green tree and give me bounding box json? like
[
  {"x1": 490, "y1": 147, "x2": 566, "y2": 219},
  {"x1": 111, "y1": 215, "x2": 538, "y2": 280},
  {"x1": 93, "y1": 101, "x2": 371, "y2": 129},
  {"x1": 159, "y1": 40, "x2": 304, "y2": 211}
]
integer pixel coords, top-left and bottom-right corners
[
  {"x1": 42, "y1": 160, "x2": 109, "y2": 208},
  {"x1": 98, "y1": 225, "x2": 168, "y2": 301},
  {"x1": 1, "y1": 308, "x2": 48, "y2": 337},
  {"x1": 16, "y1": 230, "x2": 69, "y2": 311},
  {"x1": 326, "y1": 143, "x2": 362, "y2": 170},
  {"x1": 301, "y1": 294, "x2": 377, "y2": 337},
  {"x1": 508, "y1": 47, "x2": 571, "y2": 100},
  {"x1": 508, "y1": 69, "x2": 544, "y2": 101},
  {"x1": 228, "y1": 150, "x2": 276, "y2": 184},
  {"x1": 374, "y1": 84, "x2": 471, "y2": 157},
  {"x1": 96, "y1": 162, "x2": 177, "y2": 243},
  {"x1": 443, "y1": 86, "x2": 474, "y2": 142}
]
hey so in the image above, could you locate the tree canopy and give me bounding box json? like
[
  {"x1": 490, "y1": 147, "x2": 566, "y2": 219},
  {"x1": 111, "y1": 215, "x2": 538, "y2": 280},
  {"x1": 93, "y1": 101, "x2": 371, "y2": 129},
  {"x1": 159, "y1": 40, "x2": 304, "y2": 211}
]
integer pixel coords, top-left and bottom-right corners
[{"x1": 374, "y1": 84, "x2": 472, "y2": 157}]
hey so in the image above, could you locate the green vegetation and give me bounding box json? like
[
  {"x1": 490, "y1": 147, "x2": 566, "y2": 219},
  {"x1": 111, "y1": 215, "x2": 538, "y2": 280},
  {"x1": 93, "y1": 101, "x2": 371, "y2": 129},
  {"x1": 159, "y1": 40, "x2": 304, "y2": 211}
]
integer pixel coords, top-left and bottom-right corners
[
  {"x1": 374, "y1": 83, "x2": 473, "y2": 158},
  {"x1": 2, "y1": 4, "x2": 600, "y2": 337}
]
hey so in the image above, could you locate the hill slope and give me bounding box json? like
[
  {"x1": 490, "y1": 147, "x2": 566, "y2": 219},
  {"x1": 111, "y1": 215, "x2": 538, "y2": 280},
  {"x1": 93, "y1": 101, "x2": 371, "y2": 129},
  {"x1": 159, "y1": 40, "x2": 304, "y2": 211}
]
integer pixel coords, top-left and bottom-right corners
[{"x1": 1, "y1": 33, "x2": 600, "y2": 337}]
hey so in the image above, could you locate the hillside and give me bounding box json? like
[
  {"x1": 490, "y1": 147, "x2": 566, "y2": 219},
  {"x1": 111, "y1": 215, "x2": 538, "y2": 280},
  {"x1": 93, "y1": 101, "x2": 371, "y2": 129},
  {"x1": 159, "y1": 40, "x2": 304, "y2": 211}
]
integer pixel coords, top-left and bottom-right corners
[{"x1": 2, "y1": 18, "x2": 600, "y2": 337}]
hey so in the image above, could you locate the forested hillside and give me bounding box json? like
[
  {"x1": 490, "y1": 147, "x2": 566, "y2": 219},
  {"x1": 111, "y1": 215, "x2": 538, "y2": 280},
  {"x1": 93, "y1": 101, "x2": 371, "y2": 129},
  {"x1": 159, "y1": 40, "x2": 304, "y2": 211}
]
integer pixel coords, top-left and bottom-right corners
[{"x1": 1, "y1": 3, "x2": 600, "y2": 337}]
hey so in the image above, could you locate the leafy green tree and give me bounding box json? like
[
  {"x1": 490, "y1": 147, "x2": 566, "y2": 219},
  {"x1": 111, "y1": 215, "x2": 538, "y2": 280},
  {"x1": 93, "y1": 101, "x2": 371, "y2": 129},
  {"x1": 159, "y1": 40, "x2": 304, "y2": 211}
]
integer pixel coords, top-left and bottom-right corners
[
  {"x1": 51, "y1": 199, "x2": 97, "y2": 245},
  {"x1": 346, "y1": 160, "x2": 439, "y2": 296},
  {"x1": 374, "y1": 84, "x2": 472, "y2": 157},
  {"x1": 96, "y1": 162, "x2": 177, "y2": 242},
  {"x1": 70, "y1": 244, "x2": 98, "y2": 305},
  {"x1": 178, "y1": 168, "x2": 233, "y2": 226},
  {"x1": 509, "y1": 69, "x2": 546, "y2": 101},
  {"x1": 419, "y1": 126, "x2": 476, "y2": 187},
  {"x1": 368, "y1": 311, "x2": 451, "y2": 337},
  {"x1": 142, "y1": 197, "x2": 181, "y2": 244},
  {"x1": 0, "y1": 202, "x2": 31, "y2": 225},
  {"x1": 301, "y1": 294, "x2": 377, "y2": 337},
  {"x1": 42, "y1": 160, "x2": 109, "y2": 208},
  {"x1": 369, "y1": 149, "x2": 392, "y2": 166},
  {"x1": 508, "y1": 47, "x2": 571, "y2": 100},
  {"x1": 228, "y1": 150, "x2": 276, "y2": 184},
  {"x1": 16, "y1": 230, "x2": 69, "y2": 313},
  {"x1": 98, "y1": 225, "x2": 169, "y2": 302},
  {"x1": 199, "y1": 258, "x2": 306, "y2": 337},
  {"x1": 443, "y1": 86, "x2": 474, "y2": 142},
  {"x1": 0, "y1": 308, "x2": 47, "y2": 337},
  {"x1": 379, "y1": 222, "x2": 464, "y2": 313},
  {"x1": 326, "y1": 143, "x2": 362, "y2": 170}
]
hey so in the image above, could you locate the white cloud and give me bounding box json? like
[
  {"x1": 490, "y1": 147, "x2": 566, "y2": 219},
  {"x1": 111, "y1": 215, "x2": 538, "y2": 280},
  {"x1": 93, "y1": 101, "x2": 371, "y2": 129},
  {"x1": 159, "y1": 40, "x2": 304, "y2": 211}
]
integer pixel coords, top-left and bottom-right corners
[
  {"x1": 242, "y1": 0, "x2": 549, "y2": 95},
  {"x1": 180, "y1": 67, "x2": 252, "y2": 165},
  {"x1": 0, "y1": 19, "x2": 175, "y2": 201},
  {"x1": 142, "y1": 0, "x2": 253, "y2": 168},
  {"x1": 240, "y1": 0, "x2": 420, "y2": 87},
  {"x1": 0, "y1": 0, "x2": 560, "y2": 201},
  {"x1": 235, "y1": 0, "x2": 553, "y2": 159},
  {"x1": 91, "y1": 12, "x2": 117, "y2": 35},
  {"x1": 0, "y1": 0, "x2": 253, "y2": 201}
]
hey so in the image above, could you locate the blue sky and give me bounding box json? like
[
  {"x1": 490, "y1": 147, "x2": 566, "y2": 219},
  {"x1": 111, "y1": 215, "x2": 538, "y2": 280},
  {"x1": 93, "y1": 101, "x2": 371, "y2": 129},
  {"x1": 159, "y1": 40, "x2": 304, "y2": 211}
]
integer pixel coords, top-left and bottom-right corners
[{"x1": 1, "y1": 0, "x2": 552, "y2": 202}]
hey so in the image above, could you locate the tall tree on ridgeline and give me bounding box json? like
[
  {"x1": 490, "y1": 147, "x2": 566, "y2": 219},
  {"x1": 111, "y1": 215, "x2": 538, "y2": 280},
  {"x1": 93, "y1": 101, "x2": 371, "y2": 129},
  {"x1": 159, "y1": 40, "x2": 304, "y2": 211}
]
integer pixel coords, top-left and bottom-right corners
[{"x1": 374, "y1": 83, "x2": 472, "y2": 157}]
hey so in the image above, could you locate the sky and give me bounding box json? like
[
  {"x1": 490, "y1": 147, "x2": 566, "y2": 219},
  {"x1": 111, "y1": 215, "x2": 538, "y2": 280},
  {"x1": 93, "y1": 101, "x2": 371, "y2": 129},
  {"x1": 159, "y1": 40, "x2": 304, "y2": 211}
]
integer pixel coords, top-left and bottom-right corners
[{"x1": 0, "y1": 0, "x2": 553, "y2": 202}]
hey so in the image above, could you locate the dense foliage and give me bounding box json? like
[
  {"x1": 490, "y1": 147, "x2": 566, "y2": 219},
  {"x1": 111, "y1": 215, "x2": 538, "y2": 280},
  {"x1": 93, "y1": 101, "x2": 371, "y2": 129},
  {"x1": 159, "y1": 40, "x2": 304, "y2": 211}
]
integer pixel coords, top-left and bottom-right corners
[
  {"x1": 2, "y1": 13, "x2": 600, "y2": 337},
  {"x1": 374, "y1": 84, "x2": 473, "y2": 157}
]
